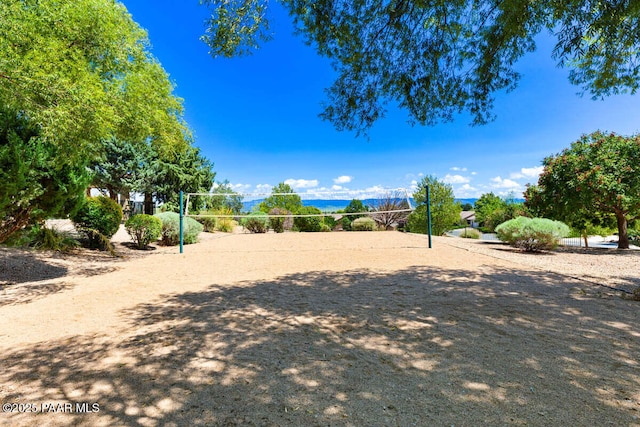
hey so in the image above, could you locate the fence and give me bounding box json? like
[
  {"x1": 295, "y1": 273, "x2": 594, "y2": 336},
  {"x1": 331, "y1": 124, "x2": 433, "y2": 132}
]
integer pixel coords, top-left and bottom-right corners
[{"x1": 449, "y1": 230, "x2": 586, "y2": 248}]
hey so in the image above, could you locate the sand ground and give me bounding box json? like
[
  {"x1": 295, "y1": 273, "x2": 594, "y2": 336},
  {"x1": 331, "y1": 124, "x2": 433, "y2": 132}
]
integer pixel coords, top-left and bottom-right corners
[{"x1": 0, "y1": 229, "x2": 639, "y2": 426}]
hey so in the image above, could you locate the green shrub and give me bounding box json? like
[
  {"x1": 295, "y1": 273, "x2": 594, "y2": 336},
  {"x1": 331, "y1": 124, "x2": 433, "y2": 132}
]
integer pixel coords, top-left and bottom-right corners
[
  {"x1": 459, "y1": 228, "x2": 481, "y2": 239},
  {"x1": 155, "y1": 212, "x2": 203, "y2": 245},
  {"x1": 294, "y1": 206, "x2": 323, "y2": 232},
  {"x1": 352, "y1": 217, "x2": 377, "y2": 231},
  {"x1": 495, "y1": 216, "x2": 569, "y2": 252},
  {"x1": 242, "y1": 212, "x2": 269, "y2": 233},
  {"x1": 268, "y1": 208, "x2": 292, "y2": 233},
  {"x1": 322, "y1": 215, "x2": 337, "y2": 230},
  {"x1": 195, "y1": 211, "x2": 217, "y2": 232},
  {"x1": 29, "y1": 225, "x2": 80, "y2": 252},
  {"x1": 71, "y1": 196, "x2": 123, "y2": 249},
  {"x1": 340, "y1": 216, "x2": 353, "y2": 231},
  {"x1": 125, "y1": 214, "x2": 162, "y2": 249}
]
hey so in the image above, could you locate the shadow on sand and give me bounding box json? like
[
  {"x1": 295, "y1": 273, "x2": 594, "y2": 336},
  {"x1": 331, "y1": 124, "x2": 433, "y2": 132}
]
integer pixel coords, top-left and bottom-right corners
[{"x1": 1, "y1": 266, "x2": 638, "y2": 426}]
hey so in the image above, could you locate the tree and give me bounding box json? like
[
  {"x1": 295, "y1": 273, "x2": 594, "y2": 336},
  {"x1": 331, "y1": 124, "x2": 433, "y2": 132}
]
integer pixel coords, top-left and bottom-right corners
[
  {"x1": 134, "y1": 144, "x2": 216, "y2": 215},
  {"x1": 200, "y1": 1, "x2": 640, "y2": 134},
  {"x1": 344, "y1": 199, "x2": 368, "y2": 216},
  {"x1": 408, "y1": 176, "x2": 461, "y2": 236},
  {"x1": 259, "y1": 183, "x2": 302, "y2": 213},
  {"x1": 89, "y1": 138, "x2": 142, "y2": 204},
  {"x1": 209, "y1": 180, "x2": 244, "y2": 214},
  {"x1": 0, "y1": 107, "x2": 90, "y2": 243},
  {"x1": 370, "y1": 191, "x2": 410, "y2": 230},
  {"x1": 0, "y1": 0, "x2": 192, "y2": 242},
  {"x1": 525, "y1": 184, "x2": 614, "y2": 248},
  {"x1": 475, "y1": 192, "x2": 528, "y2": 232},
  {"x1": 528, "y1": 131, "x2": 640, "y2": 249},
  {"x1": 0, "y1": 0, "x2": 188, "y2": 158}
]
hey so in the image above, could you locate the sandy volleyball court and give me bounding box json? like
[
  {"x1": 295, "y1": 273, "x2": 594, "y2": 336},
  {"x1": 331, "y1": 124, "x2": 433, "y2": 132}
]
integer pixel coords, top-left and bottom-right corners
[{"x1": 0, "y1": 230, "x2": 639, "y2": 426}]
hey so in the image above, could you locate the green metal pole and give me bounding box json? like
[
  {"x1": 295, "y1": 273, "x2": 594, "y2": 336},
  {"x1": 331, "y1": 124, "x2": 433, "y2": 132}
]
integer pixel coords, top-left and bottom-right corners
[
  {"x1": 426, "y1": 185, "x2": 432, "y2": 249},
  {"x1": 179, "y1": 190, "x2": 184, "y2": 254}
]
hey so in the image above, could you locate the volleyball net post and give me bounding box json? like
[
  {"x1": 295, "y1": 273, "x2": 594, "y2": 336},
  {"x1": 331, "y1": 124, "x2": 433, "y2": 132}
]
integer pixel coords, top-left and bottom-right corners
[
  {"x1": 426, "y1": 185, "x2": 432, "y2": 249},
  {"x1": 179, "y1": 190, "x2": 184, "y2": 254}
]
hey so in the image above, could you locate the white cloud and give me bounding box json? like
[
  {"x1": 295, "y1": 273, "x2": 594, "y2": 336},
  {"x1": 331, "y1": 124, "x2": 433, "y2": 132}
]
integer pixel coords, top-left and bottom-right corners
[
  {"x1": 331, "y1": 185, "x2": 344, "y2": 191},
  {"x1": 333, "y1": 175, "x2": 353, "y2": 184},
  {"x1": 284, "y1": 178, "x2": 319, "y2": 189},
  {"x1": 490, "y1": 176, "x2": 520, "y2": 189},
  {"x1": 455, "y1": 184, "x2": 479, "y2": 198},
  {"x1": 443, "y1": 174, "x2": 470, "y2": 184},
  {"x1": 450, "y1": 166, "x2": 468, "y2": 172},
  {"x1": 255, "y1": 184, "x2": 272, "y2": 193},
  {"x1": 510, "y1": 166, "x2": 544, "y2": 180}
]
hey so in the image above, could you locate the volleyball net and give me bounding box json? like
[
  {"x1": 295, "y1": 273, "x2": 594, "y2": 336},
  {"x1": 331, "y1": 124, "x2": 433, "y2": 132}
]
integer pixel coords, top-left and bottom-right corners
[{"x1": 182, "y1": 188, "x2": 415, "y2": 231}]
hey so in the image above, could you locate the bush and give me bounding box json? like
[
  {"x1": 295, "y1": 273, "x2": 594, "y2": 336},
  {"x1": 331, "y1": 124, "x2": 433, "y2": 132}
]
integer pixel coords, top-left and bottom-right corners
[
  {"x1": 195, "y1": 211, "x2": 217, "y2": 232},
  {"x1": 125, "y1": 214, "x2": 162, "y2": 249},
  {"x1": 322, "y1": 215, "x2": 337, "y2": 230},
  {"x1": 294, "y1": 206, "x2": 323, "y2": 232},
  {"x1": 154, "y1": 212, "x2": 203, "y2": 245},
  {"x1": 459, "y1": 228, "x2": 481, "y2": 239},
  {"x1": 340, "y1": 216, "x2": 353, "y2": 231},
  {"x1": 352, "y1": 217, "x2": 377, "y2": 231},
  {"x1": 28, "y1": 224, "x2": 79, "y2": 252},
  {"x1": 216, "y1": 218, "x2": 237, "y2": 232},
  {"x1": 242, "y1": 212, "x2": 269, "y2": 233},
  {"x1": 495, "y1": 216, "x2": 569, "y2": 252},
  {"x1": 71, "y1": 196, "x2": 123, "y2": 249},
  {"x1": 268, "y1": 208, "x2": 293, "y2": 233}
]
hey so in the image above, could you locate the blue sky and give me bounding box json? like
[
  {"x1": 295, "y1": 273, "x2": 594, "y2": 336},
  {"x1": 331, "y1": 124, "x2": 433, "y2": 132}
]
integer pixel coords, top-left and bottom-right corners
[{"x1": 122, "y1": 1, "x2": 640, "y2": 200}]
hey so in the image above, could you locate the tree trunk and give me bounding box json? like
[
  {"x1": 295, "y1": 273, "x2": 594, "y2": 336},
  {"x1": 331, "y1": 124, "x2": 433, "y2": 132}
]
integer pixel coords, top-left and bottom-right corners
[
  {"x1": 107, "y1": 185, "x2": 117, "y2": 200},
  {"x1": 581, "y1": 230, "x2": 589, "y2": 248},
  {"x1": 615, "y1": 211, "x2": 629, "y2": 249},
  {"x1": 143, "y1": 192, "x2": 154, "y2": 215}
]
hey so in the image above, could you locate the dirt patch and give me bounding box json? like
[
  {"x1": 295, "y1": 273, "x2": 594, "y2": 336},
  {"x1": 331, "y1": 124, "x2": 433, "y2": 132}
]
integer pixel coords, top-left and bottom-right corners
[{"x1": 0, "y1": 232, "x2": 638, "y2": 426}]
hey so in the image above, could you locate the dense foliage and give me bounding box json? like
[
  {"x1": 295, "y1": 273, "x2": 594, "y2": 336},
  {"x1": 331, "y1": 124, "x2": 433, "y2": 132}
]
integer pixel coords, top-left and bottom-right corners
[
  {"x1": 525, "y1": 131, "x2": 640, "y2": 249},
  {"x1": 294, "y1": 206, "x2": 323, "y2": 232},
  {"x1": 475, "y1": 192, "x2": 528, "y2": 232},
  {"x1": 0, "y1": 0, "x2": 201, "y2": 242},
  {"x1": 201, "y1": 0, "x2": 640, "y2": 134},
  {"x1": 340, "y1": 199, "x2": 368, "y2": 231},
  {"x1": 0, "y1": 108, "x2": 90, "y2": 243},
  {"x1": 496, "y1": 217, "x2": 570, "y2": 252},
  {"x1": 71, "y1": 196, "x2": 123, "y2": 248},
  {"x1": 125, "y1": 214, "x2": 162, "y2": 249}
]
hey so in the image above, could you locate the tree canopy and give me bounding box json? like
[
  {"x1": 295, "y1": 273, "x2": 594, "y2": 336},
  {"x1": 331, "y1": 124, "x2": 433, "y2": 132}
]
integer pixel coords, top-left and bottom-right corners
[
  {"x1": 526, "y1": 131, "x2": 640, "y2": 249},
  {"x1": 201, "y1": 0, "x2": 640, "y2": 134},
  {"x1": 259, "y1": 183, "x2": 303, "y2": 213},
  {"x1": 474, "y1": 192, "x2": 527, "y2": 232},
  {"x1": 0, "y1": 0, "x2": 189, "y2": 158},
  {"x1": 0, "y1": 0, "x2": 205, "y2": 242}
]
